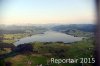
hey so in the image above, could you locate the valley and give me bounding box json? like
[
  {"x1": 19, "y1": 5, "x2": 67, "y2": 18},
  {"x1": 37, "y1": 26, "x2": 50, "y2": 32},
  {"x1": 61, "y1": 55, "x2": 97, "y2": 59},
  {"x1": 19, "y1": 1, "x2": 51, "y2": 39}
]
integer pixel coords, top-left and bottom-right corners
[{"x1": 0, "y1": 24, "x2": 95, "y2": 66}]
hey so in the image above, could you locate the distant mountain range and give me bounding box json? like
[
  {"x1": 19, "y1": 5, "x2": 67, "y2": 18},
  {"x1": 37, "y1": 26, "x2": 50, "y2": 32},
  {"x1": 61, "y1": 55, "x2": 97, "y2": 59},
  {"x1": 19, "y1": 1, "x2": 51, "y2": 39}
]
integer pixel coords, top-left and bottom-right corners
[
  {"x1": 0, "y1": 24, "x2": 96, "y2": 34},
  {"x1": 51, "y1": 24, "x2": 96, "y2": 32}
]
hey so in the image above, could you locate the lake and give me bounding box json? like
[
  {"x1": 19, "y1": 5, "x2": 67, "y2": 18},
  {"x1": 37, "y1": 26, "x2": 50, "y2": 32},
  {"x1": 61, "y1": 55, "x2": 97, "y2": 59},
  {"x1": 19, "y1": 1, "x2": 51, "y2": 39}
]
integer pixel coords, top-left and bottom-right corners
[{"x1": 14, "y1": 31, "x2": 83, "y2": 46}]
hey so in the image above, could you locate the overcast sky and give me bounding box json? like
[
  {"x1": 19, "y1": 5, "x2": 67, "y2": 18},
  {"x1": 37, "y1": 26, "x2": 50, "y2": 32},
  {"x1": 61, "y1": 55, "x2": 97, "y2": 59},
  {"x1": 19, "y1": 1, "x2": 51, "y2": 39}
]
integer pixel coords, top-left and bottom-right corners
[{"x1": 1, "y1": 0, "x2": 96, "y2": 25}]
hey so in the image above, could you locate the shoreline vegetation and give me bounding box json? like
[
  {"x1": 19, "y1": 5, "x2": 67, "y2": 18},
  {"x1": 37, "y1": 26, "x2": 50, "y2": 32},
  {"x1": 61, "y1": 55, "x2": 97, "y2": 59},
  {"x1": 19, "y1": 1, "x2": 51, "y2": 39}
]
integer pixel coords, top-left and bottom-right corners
[
  {"x1": 0, "y1": 30, "x2": 93, "y2": 44},
  {"x1": 0, "y1": 32, "x2": 46, "y2": 44},
  {"x1": 0, "y1": 24, "x2": 95, "y2": 66},
  {"x1": 0, "y1": 37, "x2": 95, "y2": 66}
]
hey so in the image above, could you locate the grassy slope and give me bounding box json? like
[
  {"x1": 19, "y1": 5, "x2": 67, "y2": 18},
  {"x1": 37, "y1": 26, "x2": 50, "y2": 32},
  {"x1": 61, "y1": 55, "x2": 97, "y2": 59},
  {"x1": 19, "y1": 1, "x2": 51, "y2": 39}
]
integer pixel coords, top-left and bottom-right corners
[
  {"x1": 3, "y1": 38, "x2": 94, "y2": 66},
  {"x1": 2, "y1": 33, "x2": 30, "y2": 43}
]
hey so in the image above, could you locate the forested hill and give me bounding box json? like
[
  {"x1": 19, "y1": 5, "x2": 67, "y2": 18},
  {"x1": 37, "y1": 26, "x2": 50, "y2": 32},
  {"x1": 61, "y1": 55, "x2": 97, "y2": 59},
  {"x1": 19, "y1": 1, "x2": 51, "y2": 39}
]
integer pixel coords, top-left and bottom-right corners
[
  {"x1": 0, "y1": 25, "x2": 48, "y2": 34},
  {"x1": 0, "y1": 24, "x2": 96, "y2": 35},
  {"x1": 51, "y1": 24, "x2": 96, "y2": 32}
]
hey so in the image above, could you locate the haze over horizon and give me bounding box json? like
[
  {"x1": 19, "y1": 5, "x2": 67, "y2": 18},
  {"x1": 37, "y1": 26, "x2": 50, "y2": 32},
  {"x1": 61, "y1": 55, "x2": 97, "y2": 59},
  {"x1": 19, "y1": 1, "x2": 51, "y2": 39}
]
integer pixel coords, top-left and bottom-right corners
[{"x1": 1, "y1": 0, "x2": 96, "y2": 25}]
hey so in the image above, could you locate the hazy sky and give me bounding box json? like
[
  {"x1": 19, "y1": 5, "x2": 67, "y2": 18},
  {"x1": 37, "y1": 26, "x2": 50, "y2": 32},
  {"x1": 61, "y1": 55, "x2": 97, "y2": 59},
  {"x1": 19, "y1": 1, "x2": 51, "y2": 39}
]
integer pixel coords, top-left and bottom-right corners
[{"x1": 1, "y1": 0, "x2": 96, "y2": 25}]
